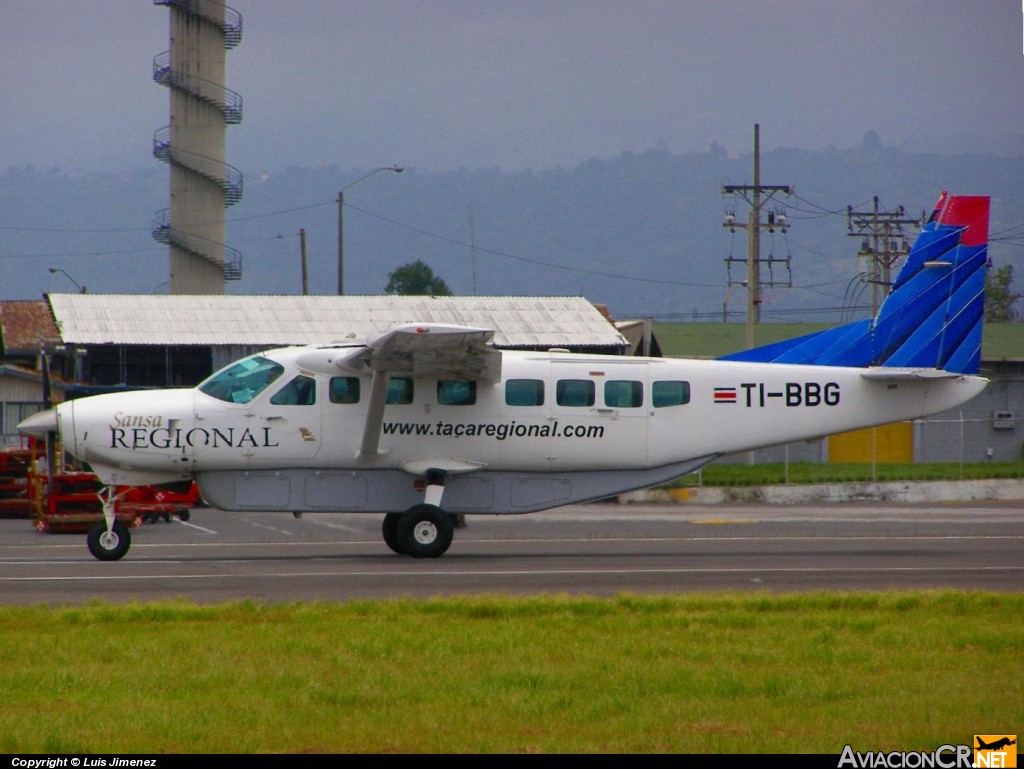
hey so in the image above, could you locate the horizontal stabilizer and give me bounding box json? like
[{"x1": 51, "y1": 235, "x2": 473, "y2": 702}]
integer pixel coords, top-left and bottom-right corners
[
  {"x1": 719, "y1": 191, "x2": 990, "y2": 375},
  {"x1": 860, "y1": 368, "x2": 964, "y2": 381}
]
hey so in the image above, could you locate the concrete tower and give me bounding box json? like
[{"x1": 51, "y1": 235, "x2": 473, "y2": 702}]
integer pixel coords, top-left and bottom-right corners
[{"x1": 152, "y1": 0, "x2": 243, "y2": 294}]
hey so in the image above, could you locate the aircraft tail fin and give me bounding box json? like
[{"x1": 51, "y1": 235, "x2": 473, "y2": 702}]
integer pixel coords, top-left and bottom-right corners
[{"x1": 719, "y1": 191, "x2": 990, "y2": 374}]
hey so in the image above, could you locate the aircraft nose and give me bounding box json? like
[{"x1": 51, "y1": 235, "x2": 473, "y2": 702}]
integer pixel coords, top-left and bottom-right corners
[{"x1": 18, "y1": 408, "x2": 58, "y2": 438}]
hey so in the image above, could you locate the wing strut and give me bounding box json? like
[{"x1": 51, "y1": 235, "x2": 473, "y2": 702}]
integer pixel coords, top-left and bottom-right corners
[
  {"x1": 357, "y1": 368, "x2": 391, "y2": 462},
  {"x1": 343, "y1": 324, "x2": 499, "y2": 464}
]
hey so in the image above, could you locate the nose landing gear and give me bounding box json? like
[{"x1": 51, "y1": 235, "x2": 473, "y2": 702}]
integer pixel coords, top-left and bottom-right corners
[{"x1": 86, "y1": 486, "x2": 132, "y2": 561}]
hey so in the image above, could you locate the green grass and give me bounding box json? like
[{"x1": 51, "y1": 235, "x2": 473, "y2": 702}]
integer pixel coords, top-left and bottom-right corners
[
  {"x1": 0, "y1": 593, "x2": 1020, "y2": 753},
  {"x1": 672, "y1": 461, "x2": 1024, "y2": 487}
]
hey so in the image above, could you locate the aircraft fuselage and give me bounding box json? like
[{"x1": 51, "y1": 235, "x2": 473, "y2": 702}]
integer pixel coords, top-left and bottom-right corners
[{"x1": 48, "y1": 347, "x2": 987, "y2": 515}]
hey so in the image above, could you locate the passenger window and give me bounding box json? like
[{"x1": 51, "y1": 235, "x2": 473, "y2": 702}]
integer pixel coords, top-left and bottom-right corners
[
  {"x1": 652, "y1": 380, "x2": 690, "y2": 408},
  {"x1": 437, "y1": 380, "x2": 476, "y2": 406},
  {"x1": 270, "y1": 375, "x2": 316, "y2": 406},
  {"x1": 605, "y1": 380, "x2": 643, "y2": 408},
  {"x1": 329, "y1": 377, "x2": 360, "y2": 404},
  {"x1": 505, "y1": 378, "x2": 544, "y2": 407},
  {"x1": 386, "y1": 377, "x2": 414, "y2": 405},
  {"x1": 556, "y1": 379, "x2": 595, "y2": 407}
]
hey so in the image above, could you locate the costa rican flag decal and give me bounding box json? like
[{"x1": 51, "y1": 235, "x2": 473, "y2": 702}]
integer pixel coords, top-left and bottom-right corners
[{"x1": 714, "y1": 387, "x2": 737, "y2": 404}]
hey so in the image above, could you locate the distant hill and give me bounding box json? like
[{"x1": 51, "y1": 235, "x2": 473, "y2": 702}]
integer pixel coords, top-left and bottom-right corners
[{"x1": 2, "y1": 144, "x2": 1022, "y2": 323}]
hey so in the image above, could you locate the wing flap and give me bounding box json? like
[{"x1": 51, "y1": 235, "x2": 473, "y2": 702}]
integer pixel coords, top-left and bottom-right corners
[{"x1": 368, "y1": 324, "x2": 501, "y2": 380}]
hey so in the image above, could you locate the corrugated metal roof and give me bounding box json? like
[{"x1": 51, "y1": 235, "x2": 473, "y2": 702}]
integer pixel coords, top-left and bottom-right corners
[{"x1": 46, "y1": 294, "x2": 628, "y2": 349}]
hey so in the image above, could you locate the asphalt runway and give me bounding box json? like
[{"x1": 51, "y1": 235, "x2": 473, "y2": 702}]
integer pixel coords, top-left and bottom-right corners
[{"x1": 0, "y1": 501, "x2": 1021, "y2": 604}]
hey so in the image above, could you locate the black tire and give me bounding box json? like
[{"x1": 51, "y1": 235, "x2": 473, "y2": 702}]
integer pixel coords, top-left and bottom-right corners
[
  {"x1": 382, "y1": 512, "x2": 405, "y2": 555},
  {"x1": 178, "y1": 509, "x2": 191, "y2": 522},
  {"x1": 86, "y1": 520, "x2": 131, "y2": 561},
  {"x1": 396, "y1": 504, "x2": 454, "y2": 559}
]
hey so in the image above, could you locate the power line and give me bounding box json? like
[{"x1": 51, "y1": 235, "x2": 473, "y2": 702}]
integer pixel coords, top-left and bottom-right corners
[
  {"x1": 0, "y1": 244, "x2": 164, "y2": 260},
  {"x1": 344, "y1": 202, "x2": 725, "y2": 289}
]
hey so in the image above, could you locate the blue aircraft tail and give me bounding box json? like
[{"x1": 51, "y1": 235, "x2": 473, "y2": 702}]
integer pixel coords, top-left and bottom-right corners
[{"x1": 718, "y1": 191, "x2": 990, "y2": 374}]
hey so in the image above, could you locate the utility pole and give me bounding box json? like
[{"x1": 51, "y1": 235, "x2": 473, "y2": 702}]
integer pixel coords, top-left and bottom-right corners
[
  {"x1": 336, "y1": 165, "x2": 404, "y2": 295},
  {"x1": 336, "y1": 192, "x2": 344, "y2": 295},
  {"x1": 722, "y1": 124, "x2": 793, "y2": 349},
  {"x1": 299, "y1": 228, "x2": 308, "y2": 295},
  {"x1": 468, "y1": 202, "x2": 477, "y2": 296},
  {"x1": 846, "y1": 197, "x2": 920, "y2": 316}
]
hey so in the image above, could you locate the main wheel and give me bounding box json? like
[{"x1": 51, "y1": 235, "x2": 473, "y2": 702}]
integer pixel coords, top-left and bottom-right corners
[
  {"x1": 86, "y1": 520, "x2": 131, "y2": 561},
  {"x1": 396, "y1": 504, "x2": 454, "y2": 559},
  {"x1": 382, "y1": 512, "x2": 405, "y2": 555}
]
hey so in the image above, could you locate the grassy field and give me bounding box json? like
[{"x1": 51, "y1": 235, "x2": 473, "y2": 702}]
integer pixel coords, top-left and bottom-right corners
[
  {"x1": 1, "y1": 593, "x2": 1021, "y2": 754},
  {"x1": 673, "y1": 461, "x2": 1024, "y2": 487}
]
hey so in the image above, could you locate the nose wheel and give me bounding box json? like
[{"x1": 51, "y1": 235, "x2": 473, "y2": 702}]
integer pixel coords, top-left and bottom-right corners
[
  {"x1": 87, "y1": 520, "x2": 131, "y2": 561},
  {"x1": 86, "y1": 485, "x2": 132, "y2": 561}
]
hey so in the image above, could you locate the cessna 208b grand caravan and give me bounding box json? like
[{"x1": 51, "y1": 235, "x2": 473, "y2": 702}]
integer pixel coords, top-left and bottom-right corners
[{"x1": 20, "y1": 191, "x2": 990, "y2": 561}]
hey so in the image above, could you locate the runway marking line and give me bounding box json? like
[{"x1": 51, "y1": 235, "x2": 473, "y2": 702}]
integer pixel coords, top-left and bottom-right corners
[
  {"x1": 690, "y1": 519, "x2": 758, "y2": 525},
  {"x1": 0, "y1": 565, "x2": 1022, "y2": 583},
  {"x1": 176, "y1": 520, "x2": 218, "y2": 534}
]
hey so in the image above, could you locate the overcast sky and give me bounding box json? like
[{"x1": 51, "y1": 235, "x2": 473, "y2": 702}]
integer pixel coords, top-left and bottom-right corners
[{"x1": 2, "y1": 1, "x2": 1023, "y2": 174}]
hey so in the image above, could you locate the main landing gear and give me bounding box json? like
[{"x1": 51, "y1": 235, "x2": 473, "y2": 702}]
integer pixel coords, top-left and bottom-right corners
[{"x1": 383, "y1": 469, "x2": 458, "y2": 558}]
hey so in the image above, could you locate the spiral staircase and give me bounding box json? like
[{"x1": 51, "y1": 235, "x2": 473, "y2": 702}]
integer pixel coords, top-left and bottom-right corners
[{"x1": 152, "y1": 0, "x2": 244, "y2": 289}]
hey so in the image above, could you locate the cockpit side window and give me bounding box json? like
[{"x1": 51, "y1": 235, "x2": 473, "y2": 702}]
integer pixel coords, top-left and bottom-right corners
[
  {"x1": 198, "y1": 356, "x2": 285, "y2": 404},
  {"x1": 270, "y1": 375, "x2": 317, "y2": 406}
]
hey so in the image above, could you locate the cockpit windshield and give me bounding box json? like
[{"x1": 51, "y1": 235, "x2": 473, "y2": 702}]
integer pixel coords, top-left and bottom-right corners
[{"x1": 198, "y1": 356, "x2": 285, "y2": 404}]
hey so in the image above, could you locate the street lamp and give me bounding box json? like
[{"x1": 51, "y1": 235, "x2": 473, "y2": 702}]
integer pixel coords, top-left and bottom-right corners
[
  {"x1": 48, "y1": 267, "x2": 87, "y2": 293},
  {"x1": 337, "y1": 165, "x2": 404, "y2": 295}
]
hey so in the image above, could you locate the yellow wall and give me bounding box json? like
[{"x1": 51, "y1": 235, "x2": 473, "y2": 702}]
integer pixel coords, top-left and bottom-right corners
[{"x1": 828, "y1": 422, "x2": 913, "y2": 463}]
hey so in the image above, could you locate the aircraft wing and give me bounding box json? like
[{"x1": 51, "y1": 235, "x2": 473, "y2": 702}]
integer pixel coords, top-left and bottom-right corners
[
  {"x1": 363, "y1": 323, "x2": 501, "y2": 380},
  {"x1": 297, "y1": 323, "x2": 501, "y2": 381},
  {"x1": 298, "y1": 324, "x2": 502, "y2": 464},
  {"x1": 360, "y1": 324, "x2": 500, "y2": 462}
]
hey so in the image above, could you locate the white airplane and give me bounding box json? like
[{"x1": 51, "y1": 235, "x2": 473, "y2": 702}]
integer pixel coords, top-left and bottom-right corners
[{"x1": 20, "y1": 191, "x2": 991, "y2": 561}]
